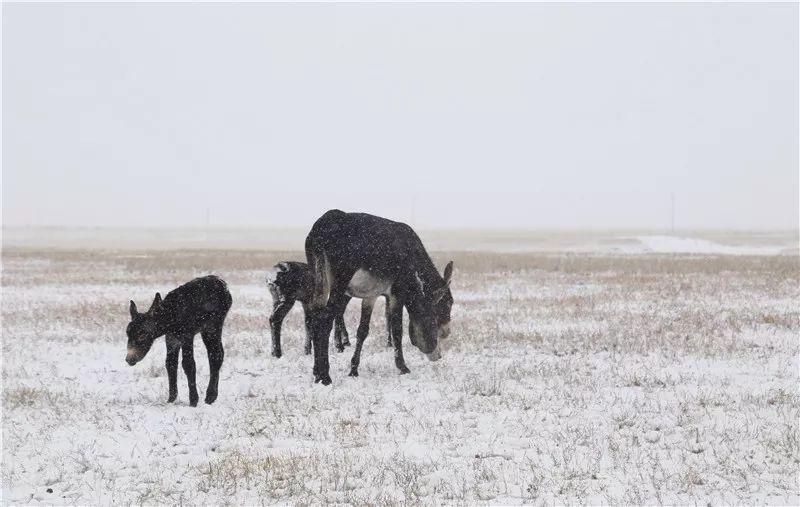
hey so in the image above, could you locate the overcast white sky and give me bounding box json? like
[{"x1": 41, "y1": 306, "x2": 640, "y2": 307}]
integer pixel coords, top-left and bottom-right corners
[{"x1": 3, "y1": 2, "x2": 798, "y2": 230}]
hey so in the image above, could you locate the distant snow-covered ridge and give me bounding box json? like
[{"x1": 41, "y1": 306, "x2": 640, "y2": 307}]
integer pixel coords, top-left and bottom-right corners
[
  {"x1": 612, "y1": 236, "x2": 790, "y2": 256},
  {"x1": 3, "y1": 227, "x2": 796, "y2": 255}
]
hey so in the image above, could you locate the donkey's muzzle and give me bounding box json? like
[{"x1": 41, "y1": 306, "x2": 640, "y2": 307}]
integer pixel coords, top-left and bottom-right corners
[
  {"x1": 425, "y1": 346, "x2": 442, "y2": 362},
  {"x1": 126, "y1": 349, "x2": 139, "y2": 366}
]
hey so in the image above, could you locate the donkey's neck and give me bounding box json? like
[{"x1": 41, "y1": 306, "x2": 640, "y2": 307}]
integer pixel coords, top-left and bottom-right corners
[{"x1": 152, "y1": 300, "x2": 181, "y2": 337}]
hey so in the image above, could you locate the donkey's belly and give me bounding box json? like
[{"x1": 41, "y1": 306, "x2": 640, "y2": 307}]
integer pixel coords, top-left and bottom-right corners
[{"x1": 346, "y1": 269, "x2": 391, "y2": 298}]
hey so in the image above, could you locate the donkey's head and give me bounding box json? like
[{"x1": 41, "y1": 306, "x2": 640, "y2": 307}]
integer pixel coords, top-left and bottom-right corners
[
  {"x1": 407, "y1": 261, "x2": 454, "y2": 361},
  {"x1": 125, "y1": 293, "x2": 164, "y2": 366}
]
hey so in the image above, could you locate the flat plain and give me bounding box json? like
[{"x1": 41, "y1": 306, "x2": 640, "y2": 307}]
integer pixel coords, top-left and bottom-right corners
[{"x1": 2, "y1": 231, "x2": 798, "y2": 505}]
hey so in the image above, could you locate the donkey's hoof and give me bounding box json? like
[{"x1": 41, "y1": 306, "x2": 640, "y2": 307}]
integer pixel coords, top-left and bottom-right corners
[
  {"x1": 399, "y1": 366, "x2": 411, "y2": 375},
  {"x1": 348, "y1": 369, "x2": 359, "y2": 377},
  {"x1": 342, "y1": 338, "x2": 351, "y2": 347},
  {"x1": 271, "y1": 350, "x2": 282, "y2": 358},
  {"x1": 314, "y1": 374, "x2": 332, "y2": 386},
  {"x1": 167, "y1": 392, "x2": 177, "y2": 403},
  {"x1": 205, "y1": 391, "x2": 218, "y2": 405},
  {"x1": 335, "y1": 345, "x2": 345, "y2": 353}
]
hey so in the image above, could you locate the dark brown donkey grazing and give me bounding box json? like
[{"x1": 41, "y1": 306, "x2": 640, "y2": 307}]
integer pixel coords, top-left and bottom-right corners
[
  {"x1": 305, "y1": 210, "x2": 454, "y2": 385},
  {"x1": 125, "y1": 275, "x2": 232, "y2": 406}
]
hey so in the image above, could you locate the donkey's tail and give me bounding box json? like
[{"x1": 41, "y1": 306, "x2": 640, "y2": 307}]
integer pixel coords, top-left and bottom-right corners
[{"x1": 307, "y1": 246, "x2": 332, "y2": 310}]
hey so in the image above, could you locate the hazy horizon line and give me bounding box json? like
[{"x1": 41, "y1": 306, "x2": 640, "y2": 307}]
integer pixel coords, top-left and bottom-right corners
[{"x1": 3, "y1": 224, "x2": 798, "y2": 234}]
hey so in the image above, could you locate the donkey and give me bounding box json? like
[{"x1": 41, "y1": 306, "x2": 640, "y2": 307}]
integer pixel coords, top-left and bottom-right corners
[
  {"x1": 305, "y1": 210, "x2": 453, "y2": 385},
  {"x1": 125, "y1": 275, "x2": 232, "y2": 406},
  {"x1": 267, "y1": 261, "x2": 392, "y2": 358}
]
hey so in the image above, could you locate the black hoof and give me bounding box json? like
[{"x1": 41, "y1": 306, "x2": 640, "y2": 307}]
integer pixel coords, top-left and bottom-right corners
[
  {"x1": 167, "y1": 395, "x2": 177, "y2": 403},
  {"x1": 271, "y1": 350, "x2": 282, "y2": 358},
  {"x1": 205, "y1": 392, "x2": 218, "y2": 405},
  {"x1": 189, "y1": 398, "x2": 199, "y2": 407},
  {"x1": 335, "y1": 345, "x2": 345, "y2": 353},
  {"x1": 314, "y1": 375, "x2": 332, "y2": 385},
  {"x1": 348, "y1": 369, "x2": 359, "y2": 377},
  {"x1": 399, "y1": 366, "x2": 410, "y2": 375},
  {"x1": 342, "y1": 339, "x2": 351, "y2": 347}
]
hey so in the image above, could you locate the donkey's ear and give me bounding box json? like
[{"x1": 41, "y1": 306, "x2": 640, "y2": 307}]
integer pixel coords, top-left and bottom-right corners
[
  {"x1": 443, "y1": 261, "x2": 454, "y2": 284},
  {"x1": 151, "y1": 292, "x2": 162, "y2": 309},
  {"x1": 432, "y1": 286, "x2": 449, "y2": 304},
  {"x1": 129, "y1": 300, "x2": 139, "y2": 319}
]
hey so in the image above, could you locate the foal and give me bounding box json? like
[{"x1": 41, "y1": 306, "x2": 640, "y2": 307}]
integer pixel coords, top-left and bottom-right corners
[
  {"x1": 125, "y1": 275, "x2": 232, "y2": 406},
  {"x1": 267, "y1": 261, "x2": 391, "y2": 358}
]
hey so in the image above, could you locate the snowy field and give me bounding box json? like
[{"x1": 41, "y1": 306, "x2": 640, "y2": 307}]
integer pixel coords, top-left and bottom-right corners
[{"x1": 2, "y1": 238, "x2": 799, "y2": 504}]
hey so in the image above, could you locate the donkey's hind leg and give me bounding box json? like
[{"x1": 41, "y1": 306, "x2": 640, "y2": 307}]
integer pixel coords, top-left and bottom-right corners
[
  {"x1": 181, "y1": 334, "x2": 199, "y2": 407},
  {"x1": 349, "y1": 297, "x2": 376, "y2": 377},
  {"x1": 201, "y1": 323, "x2": 225, "y2": 405}
]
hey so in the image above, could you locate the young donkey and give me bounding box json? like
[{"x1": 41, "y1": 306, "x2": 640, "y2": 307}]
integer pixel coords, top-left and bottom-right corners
[
  {"x1": 267, "y1": 261, "x2": 392, "y2": 358},
  {"x1": 125, "y1": 275, "x2": 232, "y2": 406},
  {"x1": 306, "y1": 210, "x2": 454, "y2": 385}
]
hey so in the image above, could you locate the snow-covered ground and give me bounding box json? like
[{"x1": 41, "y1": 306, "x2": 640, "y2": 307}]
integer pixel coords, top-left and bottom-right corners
[{"x1": 2, "y1": 247, "x2": 799, "y2": 504}]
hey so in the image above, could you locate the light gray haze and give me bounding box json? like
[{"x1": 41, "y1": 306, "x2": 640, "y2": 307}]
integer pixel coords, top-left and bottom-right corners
[{"x1": 3, "y1": 2, "x2": 798, "y2": 230}]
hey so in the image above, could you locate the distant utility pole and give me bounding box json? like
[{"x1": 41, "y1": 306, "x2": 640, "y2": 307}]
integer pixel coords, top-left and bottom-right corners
[
  {"x1": 204, "y1": 208, "x2": 211, "y2": 245},
  {"x1": 670, "y1": 193, "x2": 675, "y2": 233},
  {"x1": 411, "y1": 194, "x2": 417, "y2": 228}
]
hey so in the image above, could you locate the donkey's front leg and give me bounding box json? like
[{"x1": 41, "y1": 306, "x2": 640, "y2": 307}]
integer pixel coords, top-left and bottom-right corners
[
  {"x1": 269, "y1": 299, "x2": 294, "y2": 359},
  {"x1": 165, "y1": 334, "x2": 181, "y2": 403},
  {"x1": 389, "y1": 297, "x2": 410, "y2": 374},
  {"x1": 181, "y1": 335, "x2": 199, "y2": 406}
]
